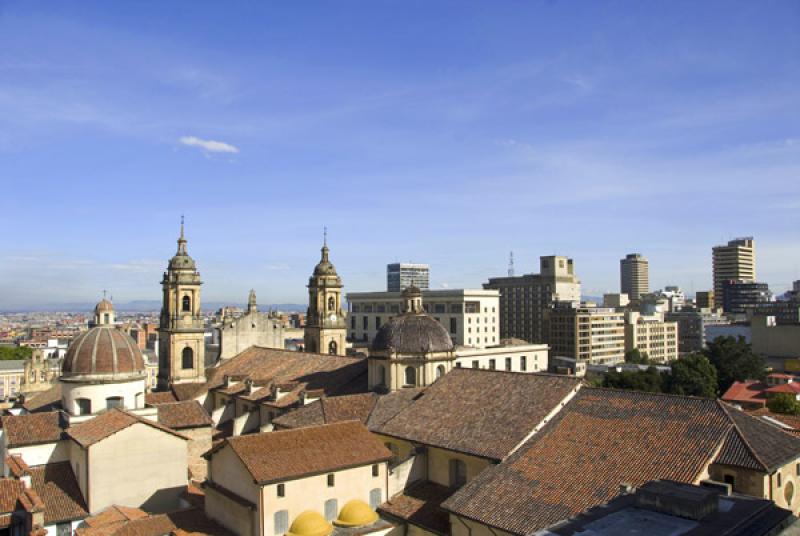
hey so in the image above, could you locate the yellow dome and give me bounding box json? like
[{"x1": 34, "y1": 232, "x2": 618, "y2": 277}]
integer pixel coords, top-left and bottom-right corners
[
  {"x1": 334, "y1": 500, "x2": 379, "y2": 527},
  {"x1": 287, "y1": 511, "x2": 333, "y2": 536}
]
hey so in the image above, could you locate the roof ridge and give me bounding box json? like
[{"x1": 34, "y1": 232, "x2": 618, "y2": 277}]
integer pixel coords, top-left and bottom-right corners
[
  {"x1": 716, "y1": 400, "x2": 770, "y2": 471},
  {"x1": 585, "y1": 386, "x2": 719, "y2": 402}
]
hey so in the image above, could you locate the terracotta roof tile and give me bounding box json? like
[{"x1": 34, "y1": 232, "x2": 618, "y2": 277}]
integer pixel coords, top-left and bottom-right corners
[
  {"x1": 443, "y1": 388, "x2": 733, "y2": 535},
  {"x1": 66, "y1": 409, "x2": 189, "y2": 447},
  {"x1": 379, "y1": 481, "x2": 452, "y2": 535},
  {"x1": 209, "y1": 421, "x2": 391, "y2": 484},
  {"x1": 156, "y1": 402, "x2": 212, "y2": 430},
  {"x1": 5, "y1": 455, "x2": 30, "y2": 478},
  {"x1": 377, "y1": 369, "x2": 581, "y2": 460},
  {"x1": 76, "y1": 507, "x2": 233, "y2": 536},
  {"x1": 1, "y1": 412, "x2": 65, "y2": 447},
  {"x1": 21, "y1": 383, "x2": 63, "y2": 413},
  {"x1": 748, "y1": 408, "x2": 800, "y2": 434},
  {"x1": 721, "y1": 380, "x2": 768, "y2": 406},
  {"x1": 171, "y1": 383, "x2": 207, "y2": 402},
  {"x1": 145, "y1": 391, "x2": 178, "y2": 406},
  {"x1": 29, "y1": 462, "x2": 89, "y2": 524},
  {"x1": 0, "y1": 479, "x2": 25, "y2": 514},
  {"x1": 716, "y1": 403, "x2": 800, "y2": 472}
]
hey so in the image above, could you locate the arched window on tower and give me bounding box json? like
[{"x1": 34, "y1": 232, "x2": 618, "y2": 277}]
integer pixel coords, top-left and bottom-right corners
[
  {"x1": 327, "y1": 296, "x2": 335, "y2": 311},
  {"x1": 182, "y1": 347, "x2": 194, "y2": 370},
  {"x1": 404, "y1": 366, "x2": 416, "y2": 387},
  {"x1": 182, "y1": 295, "x2": 191, "y2": 312},
  {"x1": 328, "y1": 341, "x2": 338, "y2": 355}
]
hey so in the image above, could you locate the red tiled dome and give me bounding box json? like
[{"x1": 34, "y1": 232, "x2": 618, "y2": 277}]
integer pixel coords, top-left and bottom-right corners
[{"x1": 62, "y1": 327, "x2": 146, "y2": 380}]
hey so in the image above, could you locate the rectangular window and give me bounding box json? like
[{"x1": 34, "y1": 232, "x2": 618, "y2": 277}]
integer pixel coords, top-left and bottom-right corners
[
  {"x1": 324, "y1": 499, "x2": 338, "y2": 521},
  {"x1": 274, "y1": 511, "x2": 289, "y2": 535},
  {"x1": 450, "y1": 318, "x2": 457, "y2": 334},
  {"x1": 372, "y1": 464, "x2": 379, "y2": 477},
  {"x1": 472, "y1": 360, "x2": 479, "y2": 369},
  {"x1": 56, "y1": 523, "x2": 71, "y2": 536},
  {"x1": 505, "y1": 357, "x2": 512, "y2": 371},
  {"x1": 327, "y1": 473, "x2": 335, "y2": 487},
  {"x1": 434, "y1": 304, "x2": 446, "y2": 314},
  {"x1": 277, "y1": 483, "x2": 285, "y2": 497},
  {"x1": 370, "y1": 488, "x2": 382, "y2": 509},
  {"x1": 363, "y1": 317, "x2": 368, "y2": 330},
  {"x1": 376, "y1": 317, "x2": 382, "y2": 329},
  {"x1": 520, "y1": 356, "x2": 527, "y2": 371},
  {"x1": 455, "y1": 362, "x2": 462, "y2": 368},
  {"x1": 489, "y1": 359, "x2": 496, "y2": 370},
  {"x1": 778, "y1": 473, "x2": 782, "y2": 487},
  {"x1": 351, "y1": 317, "x2": 356, "y2": 329}
]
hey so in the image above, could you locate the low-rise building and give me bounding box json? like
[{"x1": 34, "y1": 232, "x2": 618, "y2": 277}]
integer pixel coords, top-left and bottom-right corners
[{"x1": 624, "y1": 312, "x2": 679, "y2": 363}]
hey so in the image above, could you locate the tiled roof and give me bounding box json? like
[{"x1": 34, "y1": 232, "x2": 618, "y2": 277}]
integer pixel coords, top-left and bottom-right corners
[
  {"x1": 76, "y1": 504, "x2": 149, "y2": 536},
  {"x1": 378, "y1": 481, "x2": 452, "y2": 535},
  {"x1": 748, "y1": 408, "x2": 800, "y2": 435},
  {"x1": 442, "y1": 388, "x2": 733, "y2": 535},
  {"x1": 156, "y1": 401, "x2": 212, "y2": 430},
  {"x1": 208, "y1": 421, "x2": 391, "y2": 484},
  {"x1": 66, "y1": 409, "x2": 189, "y2": 448},
  {"x1": 76, "y1": 505, "x2": 237, "y2": 536},
  {"x1": 765, "y1": 383, "x2": 800, "y2": 394},
  {"x1": 202, "y1": 346, "x2": 367, "y2": 401},
  {"x1": 21, "y1": 383, "x2": 63, "y2": 413},
  {"x1": 716, "y1": 403, "x2": 800, "y2": 472},
  {"x1": 721, "y1": 380, "x2": 767, "y2": 406},
  {"x1": 5, "y1": 455, "x2": 30, "y2": 477},
  {"x1": 376, "y1": 369, "x2": 581, "y2": 460},
  {"x1": 272, "y1": 389, "x2": 424, "y2": 432},
  {"x1": 1, "y1": 411, "x2": 65, "y2": 447},
  {"x1": 0, "y1": 479, "x2": 26, "y2": 514},
  {"x1": 29, "y1": 463, "x2": 89, "y2": 524},
  {"x1": 145, "y1": 391, "x2": 178, "y2": 406},
  {"x1": 171, "y1": 383, "x2": 207, "y2": 402}
]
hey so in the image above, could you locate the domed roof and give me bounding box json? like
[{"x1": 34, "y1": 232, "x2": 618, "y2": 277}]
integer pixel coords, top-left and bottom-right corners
[
  {"x1": 313, "y1": 245, "x2": 338, "y2": 277},
  {"x1": 95, "y1": 298, "x2": 114, "y2": 313},
  {"x1": 62, "y1": 326, "x2": 146, "y2": 381},
  {"x1": 169, "y1": 253, "x2": 197, "y2": 271},
  {"x1": 287, "y1": 511, "x2": 332, "y2": 536},
  {"x1": 371, "y1": 314, "x2": 454, "y2": 354},
  {"x1": 334, "y1": 500, "x2": 378, "y2": 527}
]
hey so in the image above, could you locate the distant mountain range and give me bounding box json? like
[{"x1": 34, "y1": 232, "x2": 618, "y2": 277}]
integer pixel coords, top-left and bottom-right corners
[{"x1": 0, "y1": 301, "x2": 307, "y2": 313}]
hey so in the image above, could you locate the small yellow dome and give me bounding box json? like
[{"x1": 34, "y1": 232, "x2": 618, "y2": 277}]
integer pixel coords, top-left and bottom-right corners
[
  {"x1": 334, "y1": 500, "x2": 379, "y2": 527},
  {"x1": 287, "y1": 511, "x2": 333, "y2": 536}
]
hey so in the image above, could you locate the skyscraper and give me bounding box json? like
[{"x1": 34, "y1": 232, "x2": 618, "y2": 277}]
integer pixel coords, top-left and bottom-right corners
[
  {"x1": 387, "y1": 263, "x2": 430, "y2": 292},
  {"x1": 620, "y1": 253, "x2": 649, "y2": 301},
  {"x1": 712, "y1": 237, "x2": 756, "y2": 310}
]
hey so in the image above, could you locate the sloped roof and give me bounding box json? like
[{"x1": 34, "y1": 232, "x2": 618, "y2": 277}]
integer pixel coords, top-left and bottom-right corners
[
  {"x1": 748, "y1": 407, "x2": 800, "y2": 435},
  {"x1": 145, "y1": 391, "x2": 178, "y2": 406},
  {"x1": 75, "y1": 505, "x2": 149, "y2": 536},
  {"x1": 0, "y1": 479, "x2": 26, "y2": 514},
  {"x1": 29, "y1": 463, "x2": 88, "y2": 524},
  {"x1": 721, "y1": 380, "x2": 767, "y2": 406},
  {"x1": 208, "y1": 421, "x2": 391, "y2": 484},
  {"x1": 716, "y1": 403, "x2": 800, "y2": 472},
  {"x1": 378, "y1": 481, "x2": 452, "y2": 535},
  {"x1": 442, "y1": 388, "x2": 733, "y2": 535},
  {"x1": 376, "y1": 368, "x2": 581, "y2": 460},
  {"x1": 21, "y1": 383, "x2": 63, "y2": 413},
  {"x1": 1, "y1": 411, "x2": 65, "y2": 447},
  {"x1": 156, "y1": 401, "x2": 212, "y2": 430},
  {"x1": 66, "y1": 409, "x2": 189, "y2": 447}
]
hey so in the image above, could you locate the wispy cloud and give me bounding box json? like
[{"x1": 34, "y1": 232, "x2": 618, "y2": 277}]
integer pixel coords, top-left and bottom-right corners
[{"x1": 179, "y1": 136, "x2": 239, "y2": 154}]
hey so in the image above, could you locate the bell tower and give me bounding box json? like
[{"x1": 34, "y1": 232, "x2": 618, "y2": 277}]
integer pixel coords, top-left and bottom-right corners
[
  {"x1": 158, "y1": 218, "x2": 206, "y2": 388},
  {"x1": 304, "y1": 230, "x2": 347, "y2": 355}
]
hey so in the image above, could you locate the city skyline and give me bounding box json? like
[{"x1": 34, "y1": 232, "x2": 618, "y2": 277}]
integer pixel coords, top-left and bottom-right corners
[{"x1": 2, "y1": 1, "x2": 799, "y2": 308}]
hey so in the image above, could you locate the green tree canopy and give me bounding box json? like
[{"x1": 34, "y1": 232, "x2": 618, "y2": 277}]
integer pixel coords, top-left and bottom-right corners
[
  {"x1": 664, "y1": 353, "x2": 718, "y2": 398},
  {"x1": 0, "y1": 346, "x2": 33, "y2": 361},
  {"x1": 602, "y1": 366, "x2": 663, "y2": 393},
  {"x1": 703, "y1": 336, "x2": 766, "y2": 394},
  {"x1": 766, "y1": 393, "x2": 800, "y2": 415},
  {"x1": 624, "y1": 348, "x2": 650, "y2": 365}
]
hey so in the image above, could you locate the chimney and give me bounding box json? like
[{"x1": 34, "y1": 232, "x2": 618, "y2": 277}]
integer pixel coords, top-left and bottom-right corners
[
  {"x1": 298, "y1": 390, "x2": 307, "y2": 406},
  {"x1": 245, "y1": 379, "x2": 253, "y2": 395}
]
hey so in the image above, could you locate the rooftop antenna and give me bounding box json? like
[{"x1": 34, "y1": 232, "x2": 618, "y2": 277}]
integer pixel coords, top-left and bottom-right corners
[
  {"x1": 323, "y1": 225, "x2": 327, "y2": 247},
  {"x1": 508, "y1": 251, "x2": 515, "y2": 277}
]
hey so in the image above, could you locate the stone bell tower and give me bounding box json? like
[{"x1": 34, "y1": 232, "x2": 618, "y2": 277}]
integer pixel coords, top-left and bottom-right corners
[
  {"x1": 304, "y1": 230, "x2": 347, "y2": 355},
  {"x1": 158, "y1": 218, "x2": 206, "y2": 388}
]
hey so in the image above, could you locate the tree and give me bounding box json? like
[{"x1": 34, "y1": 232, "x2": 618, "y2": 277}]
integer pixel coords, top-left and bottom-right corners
[
  {"x1": 663, "y1": 353, "x2": 718, "y2": 398},
  {"x1": 0, "y1": 346, "x2": 33, "y2": 361},
  {"x1": 767, "y1": 393, "x2": 800, "y2": 415},
  {"x1": 704, "y1": 336, "x2": 766, "y2": 394},
  {"x1": 625, "y1": 348, "x2": 650, "y2": 365},
  {"x1": 602, "y1": 367, "x2": 664, "y2": 393}
]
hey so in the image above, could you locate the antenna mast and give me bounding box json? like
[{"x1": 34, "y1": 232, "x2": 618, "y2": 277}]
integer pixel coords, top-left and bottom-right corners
[{"x1": 508, "y1": 251, "x2": 515, "y2": 277}]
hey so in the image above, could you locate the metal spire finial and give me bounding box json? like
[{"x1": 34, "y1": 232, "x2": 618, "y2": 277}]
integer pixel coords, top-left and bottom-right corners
[
  {"x1": 180, "y1": 214, "x2": 185, "y2": 240},
  {"x1": 323, "y1": 226, "x2": 328, "y2": 247}
]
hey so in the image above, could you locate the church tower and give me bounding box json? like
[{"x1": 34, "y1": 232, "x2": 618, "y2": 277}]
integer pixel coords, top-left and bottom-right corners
[
  {"x1": 158, "y1": 219, "x2": 206, "y2": 388},
  {"x1": 304, "y1": 232, "x2": 347, "y2": 355}
]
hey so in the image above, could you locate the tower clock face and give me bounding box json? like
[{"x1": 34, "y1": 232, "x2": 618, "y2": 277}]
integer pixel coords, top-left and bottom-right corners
[{"x1": 329, "y1": 314, "x2": 337, "y2": 322}]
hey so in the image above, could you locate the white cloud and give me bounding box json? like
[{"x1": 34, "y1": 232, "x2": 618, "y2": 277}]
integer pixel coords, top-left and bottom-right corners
[{"x1": 179, "y1": 135, "x2": 239, "y2": 154}]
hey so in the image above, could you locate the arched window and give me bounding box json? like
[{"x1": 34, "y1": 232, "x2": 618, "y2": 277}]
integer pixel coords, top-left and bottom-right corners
[
  {"x1": 106, "y1": 396, "x2": 123, "y2": 410},
  {"x1": 327, "y1": 296, "x2": 335, "y2": 311},
  {"x1": 436, "y1": 365, "x2": 445, "y2": 379},
  {"x1": 182, "y1": 347, "x2": 194, "y2": 370},
  {"x1": 785, "y1": 481, "x2": 794, "y2": 505},
  {"x1": 324, "y1": 499, "x2": 338, "y2": 522},
  {"x1": 76, "y1": 398, "x2": 91, "y2": 415},
  {"x1": 404, "y1": 366, "x2": 416, "y2": 387},
  {"x1": 182, "y1": 295, "x2": 191, "y2": 312},
  {"x1": 328, "y1": 340, "x2": 338, "y2": 355},
  {"x1": 449, "y1": 459, "x2": 467, "y2": 488}
]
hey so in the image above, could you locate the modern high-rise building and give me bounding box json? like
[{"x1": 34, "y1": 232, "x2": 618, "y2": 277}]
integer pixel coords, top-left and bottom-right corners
[
  {"x1": 387, "y1": 263, "x2": 430, "y2": 292},
  {"x1": 484, "y1": 256, "x2": 581, "y2": 344},
  {"x1": 721, "y1": 279, "x2": 771, "y2": 315},
  {"x1": 545, "y1": 302, "x2": 625, "y2": 365},
  {"x1": 712, "y1": 238, "x2": 756, "y2": 308},
  {"x1": 620, "y1": 253, "x2": 649, "y2": 301}
]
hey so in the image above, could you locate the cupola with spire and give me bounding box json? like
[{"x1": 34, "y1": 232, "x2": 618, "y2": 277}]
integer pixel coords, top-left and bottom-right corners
[{"x1": 304, "y1": 227, "x2": 347, "y2": 355}]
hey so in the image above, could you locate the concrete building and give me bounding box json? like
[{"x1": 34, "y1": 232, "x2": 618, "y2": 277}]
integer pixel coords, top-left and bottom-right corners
[
  {"x1": 602, "y1": 293, "x2": 629, "y2": 309},
  {"x1": 722, "y1": 279, "x2": 772, "y2": 314},
  {"x1": 751, "y1": 315, "x2": 800, "y2": 359},
  {"x1": 620, "y1": 253, "x2": 649, "y2": 301},
  {"x1": 218, "y1": 290, "x2": 284, "y2": 360},
  {"x1": 713, "y1": 238, "x2": 756, "y2": 309},
  {"x1": 158, "y1": 221, "x2": 206, "y2": 388},
  {"x1": 666, "y1": 308, "x2": 730, "y2": 354},
  {"x1": 347, "y1": 289, "x2": 500, "y2": 349},
  {"x1": 484, "y1": 255, "x2": 581, "y2": 344},
  {"x1": 454, "y1": 341, "x2": 548, "y2": 373},
  {"x1": 624, "y1": 312, "x2": 679, "y2": 363},
  {"x1": 545, "y1": 302, "x2": 625, "y2": 365},
  {"x1": 387, "y1": 263, "x2": 429, "y2": 292},
  {"x1": 695, "y1": 291, "x2": 715, "y2": 310}
]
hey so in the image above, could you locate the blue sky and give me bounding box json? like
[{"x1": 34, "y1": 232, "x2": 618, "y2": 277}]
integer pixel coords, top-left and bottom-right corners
[{"x1": 1, "y1": 1, "x2": 799, "y2": 308}]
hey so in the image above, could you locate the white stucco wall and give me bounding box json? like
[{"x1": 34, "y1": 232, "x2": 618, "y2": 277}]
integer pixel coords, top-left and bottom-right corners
[{"x1": 62, "y1": 378, "x2": 146, "y2": 416}]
